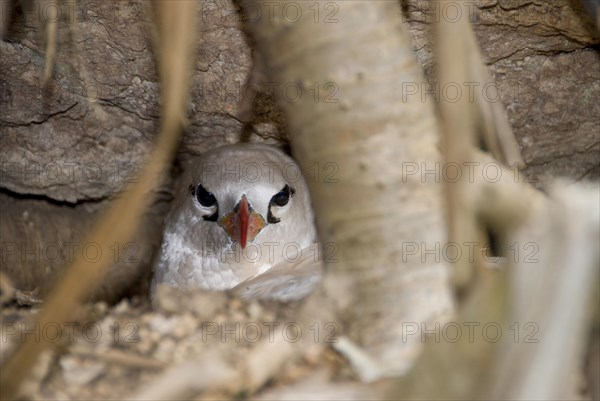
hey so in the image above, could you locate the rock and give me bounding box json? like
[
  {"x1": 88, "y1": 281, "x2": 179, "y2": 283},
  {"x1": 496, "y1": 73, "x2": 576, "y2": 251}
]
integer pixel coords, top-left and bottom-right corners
[
  {"x1": 0, "y1": 192, "x2": 165, "y2": 302},
  {"x1": 0, "y1": 0, "x2": 284, "y2": 202},
  {"x1": 403, "y1": 0, "x2": 600, "y2": 186}
]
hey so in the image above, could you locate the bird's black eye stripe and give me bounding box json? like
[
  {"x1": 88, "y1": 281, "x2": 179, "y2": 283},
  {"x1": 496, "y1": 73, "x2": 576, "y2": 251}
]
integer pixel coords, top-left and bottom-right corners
[
  {"x1": 196, "y1": 184, "x2": 217, "y2": 207},
  {"x1": 267, "y1": 210, "x2": 280, "y2": 224},
  {"x1": 204, "y1": 212, "x2": 218, "y2": 222},
  {"x1": 268, "y1": 185, "x2": 294, "y2": 224},
  {"x1": 270, "y1": 184, "x2": 294, "y2": 207},
  {"x1": 191, "y1": 184, "x2": 219, "y2": 221}
]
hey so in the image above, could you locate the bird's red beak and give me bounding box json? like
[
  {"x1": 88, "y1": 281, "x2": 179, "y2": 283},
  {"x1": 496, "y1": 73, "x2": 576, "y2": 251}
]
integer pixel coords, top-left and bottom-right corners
[{"x1": 218, "y1": 195, "x2": 267, "y2": 249}]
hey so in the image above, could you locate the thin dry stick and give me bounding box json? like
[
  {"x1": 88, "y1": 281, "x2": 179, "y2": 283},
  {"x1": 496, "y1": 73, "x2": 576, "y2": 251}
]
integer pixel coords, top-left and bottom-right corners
[
  {"x1": 0, "y1": 2, "x2": 199, "y2": 399},
  {"x1": 439, "y1": 2, "x2": 526, "y2": 295},
  {"x1": 461, "y1": 17, "x2": 523, "y2": 168},
  {"x1": 437, "y1": 1, "x2": 481, "y2": 295},
  {"x1": 70, "y1": 347, "x2": 167, "y2": 370},
  {"x1": 42, "y1": 0, "x2": 58, "y2": 84}
]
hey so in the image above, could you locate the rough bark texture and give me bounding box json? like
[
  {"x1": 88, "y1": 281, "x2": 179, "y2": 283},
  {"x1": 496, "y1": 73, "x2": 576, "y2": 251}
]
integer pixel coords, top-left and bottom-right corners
[{"x1": 241, "y1": 0, "x2": 453, "y2": 377}]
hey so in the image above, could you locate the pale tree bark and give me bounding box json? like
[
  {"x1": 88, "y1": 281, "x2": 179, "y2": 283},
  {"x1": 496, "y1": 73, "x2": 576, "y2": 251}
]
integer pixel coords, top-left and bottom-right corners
[{"x1": 241, "y1": 0, "x2": 453, "y2": 377}]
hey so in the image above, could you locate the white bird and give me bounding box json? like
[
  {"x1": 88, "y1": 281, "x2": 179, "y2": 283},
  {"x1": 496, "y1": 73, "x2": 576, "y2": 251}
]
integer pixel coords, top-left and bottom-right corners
[{"x1": 152, "y1": 143, "x2": 322, "y2": 301}]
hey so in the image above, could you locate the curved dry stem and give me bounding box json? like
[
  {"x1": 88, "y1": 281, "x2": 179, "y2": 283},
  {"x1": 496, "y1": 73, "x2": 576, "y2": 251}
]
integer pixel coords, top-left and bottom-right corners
[{"x1": 0, "y1": 2, "x2": 198, "y2": 399}]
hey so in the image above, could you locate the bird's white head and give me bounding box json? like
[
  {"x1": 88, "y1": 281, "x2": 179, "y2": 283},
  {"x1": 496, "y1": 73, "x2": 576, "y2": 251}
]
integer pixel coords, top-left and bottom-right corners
[{"x1": 171, "y1": 143, "x2": 315, "y2": 260}]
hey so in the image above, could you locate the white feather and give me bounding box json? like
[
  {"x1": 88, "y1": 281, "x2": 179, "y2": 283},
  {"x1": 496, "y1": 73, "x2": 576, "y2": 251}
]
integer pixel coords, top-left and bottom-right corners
[{"x1": 151, "y1": 144, "x2": 321, "y2": 300}]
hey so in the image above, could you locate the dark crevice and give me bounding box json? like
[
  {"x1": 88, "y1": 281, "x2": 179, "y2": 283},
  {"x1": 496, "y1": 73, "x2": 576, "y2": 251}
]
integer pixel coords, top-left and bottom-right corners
[
  {"x1": 0, "y1": 102, "x2": 79, "y2": 127},
  {"x1": 489, "y1": 43, "x2": 600, "y2": 65},
  {"x1": 576, "y1": 165, "x2": 600, "y2": 181},
  {"x1": 0, "y1": 186, "x2": 109, "y2": 208},
  {"x1": 99, "y1": 98, "x2": 157, "y2": 122}
]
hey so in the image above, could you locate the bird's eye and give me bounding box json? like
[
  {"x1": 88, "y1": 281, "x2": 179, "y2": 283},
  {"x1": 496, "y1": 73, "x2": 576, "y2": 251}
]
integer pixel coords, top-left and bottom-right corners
[
  {"x1": 195, "y1": 184, "x2": 217, "y2": 207},
  {"x1": 268, "y1": 185, "x2": 295, "y2": 224},
  {"x1": 270, "y1": 184, "x2": 294, "y2": 207}
]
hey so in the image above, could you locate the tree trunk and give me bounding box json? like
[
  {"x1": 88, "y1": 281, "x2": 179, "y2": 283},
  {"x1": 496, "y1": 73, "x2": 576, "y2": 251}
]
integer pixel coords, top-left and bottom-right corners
[{"x1": 241, "y1": 0, "x2": 453, "y2": 376}]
